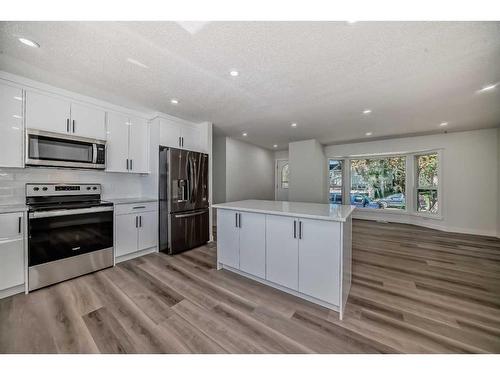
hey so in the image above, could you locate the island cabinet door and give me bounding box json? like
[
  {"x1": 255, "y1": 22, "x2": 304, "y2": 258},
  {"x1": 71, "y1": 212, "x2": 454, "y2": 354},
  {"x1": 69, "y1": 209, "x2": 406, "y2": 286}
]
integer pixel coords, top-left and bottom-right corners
[
  {"x1": 217, "y1": 209, "x2": 240, "y2": 269},
  {"x1": 239, "y1": 212, "x2": 266, "y2": 279},
  {"x1": 266, "y1": 214, "x2": 299, "y2": 290},
  {"x1": 298, "y1": 218, "x2": 341, "y2": 306}
]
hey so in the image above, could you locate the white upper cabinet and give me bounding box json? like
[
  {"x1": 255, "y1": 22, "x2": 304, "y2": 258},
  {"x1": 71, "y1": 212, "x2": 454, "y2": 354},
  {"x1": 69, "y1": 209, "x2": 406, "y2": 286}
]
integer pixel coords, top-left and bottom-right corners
[
  {"x1": 159, "y1": 117, "x2": 203, "y2": 152},
  {"x1": 26, "y1": 90, "x2": 70, "y2": 134},
  {"x1": 70, "y1": 102, "x2": 106, "y2": 140},
  {"x1": 128, "y1": 116, "x2": 149, "y2": 174},
  {"x1": 106, "y1": 112, "x2": 150, "y2": 174},
  {"x1": 0, "y1": 82, "x2": 24, "y2": 168},
  {"x1": 159, "y1": 118, "x2": 182, "y2": 148},
  {"x1": 106, "y1": 112, "x2": 130, "y2": 173}
]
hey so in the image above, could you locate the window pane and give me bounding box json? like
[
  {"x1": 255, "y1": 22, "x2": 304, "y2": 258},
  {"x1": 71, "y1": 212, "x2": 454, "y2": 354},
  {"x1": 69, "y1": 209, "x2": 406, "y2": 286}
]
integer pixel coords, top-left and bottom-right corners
[
  {"x1": 417, "y1": 153, "x2": 438, "y2": 188},
  {"x1": 281, "y1": 163, "x2": 289, "y2": 189},
  {"x1": 329, "y1": 160, "x2": 343, "y2": 204},
  {"x1": 350, "y1": 157, "x2": 406, "y2": 210},
  {"x1": 417, "y1": 189, "x2": 438, "y2": 213}
]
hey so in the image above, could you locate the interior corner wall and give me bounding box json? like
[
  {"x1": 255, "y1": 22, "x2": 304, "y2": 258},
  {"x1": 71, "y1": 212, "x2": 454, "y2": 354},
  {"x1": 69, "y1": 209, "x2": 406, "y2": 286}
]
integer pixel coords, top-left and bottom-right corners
[
  {"x1": 224, "y1": 137, "x2": 275, "y2": 202},
  {"x1": 288, "y1": 139, "x2": 327, "y2": 203},
  {"x1": 212, "y1": 134, "x2": 227, "y2": 204}
]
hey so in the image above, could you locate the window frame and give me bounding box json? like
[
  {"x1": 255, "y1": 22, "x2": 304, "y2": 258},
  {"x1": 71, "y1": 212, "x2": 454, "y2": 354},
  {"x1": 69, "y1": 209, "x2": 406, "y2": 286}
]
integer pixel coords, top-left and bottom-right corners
[
  {"x1": 328, "y1": 159, "x2": 345, "y2": 205},
  {"x1": 413, "y1": 150, "x2": 442, "y2": 219}
]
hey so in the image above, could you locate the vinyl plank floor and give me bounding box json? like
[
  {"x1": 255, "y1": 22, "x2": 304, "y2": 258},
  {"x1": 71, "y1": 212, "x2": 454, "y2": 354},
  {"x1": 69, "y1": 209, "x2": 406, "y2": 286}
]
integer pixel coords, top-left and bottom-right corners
[{"x1": 1, "y1": 219, "x2": 499, "y2": 353}]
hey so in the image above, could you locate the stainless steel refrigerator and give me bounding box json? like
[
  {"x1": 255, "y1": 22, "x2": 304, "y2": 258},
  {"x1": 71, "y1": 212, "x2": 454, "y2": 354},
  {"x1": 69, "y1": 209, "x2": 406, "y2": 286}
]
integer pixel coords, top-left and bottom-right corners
[{"x1": 159, "y1": 146, "x2": 210, "y2": 255}]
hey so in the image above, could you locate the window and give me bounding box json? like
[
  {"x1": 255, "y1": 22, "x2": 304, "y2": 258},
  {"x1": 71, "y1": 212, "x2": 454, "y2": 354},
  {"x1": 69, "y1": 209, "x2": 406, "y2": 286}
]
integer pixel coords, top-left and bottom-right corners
[
  {"x1": 281, "y1": 163, "x2": 289, "y2": 189},
  {"x1": 350, "y1": 157, "x2": 406, "y2": 210},
  {"x1": 328, "y1": 159, "x2": 343, "y2": 204},
  {"x1": 416, "y1": 153, "x2": 439, "y2": 214}
]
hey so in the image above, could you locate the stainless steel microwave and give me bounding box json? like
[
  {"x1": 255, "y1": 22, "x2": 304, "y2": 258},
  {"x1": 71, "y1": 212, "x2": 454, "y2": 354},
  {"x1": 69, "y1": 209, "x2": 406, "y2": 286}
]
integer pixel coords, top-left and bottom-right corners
[{"x1": 26, "y1": 129, "x2": 106, "y2": 169}]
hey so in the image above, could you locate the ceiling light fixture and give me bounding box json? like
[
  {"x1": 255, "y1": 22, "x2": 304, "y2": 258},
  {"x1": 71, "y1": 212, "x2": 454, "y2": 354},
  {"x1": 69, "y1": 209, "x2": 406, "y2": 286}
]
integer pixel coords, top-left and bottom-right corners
[
  {"x1": 273, "y1": 144, "x2": 278, "y2": 148},
  {"x1": 18, "y1": 37, "x2": 40, "y2": 48},
  {"x1": 477, "y1": 83, "x2": 497, "y2": 93},
  {"x1": 13, "y1": 96, "x2": 22, "y2": 101},
  {"x1": 439, "y1": 122, "x2": 448, "y2": 127},
  {"x1": 362, "y1": 109, "x2": 372, "y2": 114},
  {"x1": 242, "y1": 132, "x2": 248, "y2": 137},
  {"x1": 365, "y1": 132, "x2": 373, "y2": 136},
  {"x1": 126, "y1": 57, "x2": 149, "y2": 69},
  {"x1": 291, "y1": 123, "x2": 297, "y2": 128},
  {"x1": 230, "y1": 70, "x2": 239, "y2": 77},
  {"x1": 170, "y1": 99, "x2": 179, "y2": 105}
]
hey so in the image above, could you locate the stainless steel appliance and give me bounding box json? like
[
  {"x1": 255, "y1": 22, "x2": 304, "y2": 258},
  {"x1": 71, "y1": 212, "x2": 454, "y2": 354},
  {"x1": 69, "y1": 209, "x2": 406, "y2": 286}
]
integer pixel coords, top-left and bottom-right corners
[
  {"x1": 159, "y1": 147, "x2": 209, "y2": 254},
  {"x1": 26, "y1": 129, "x2": 106, "y2": 169},
  {"x1": 26, "y1": 183, "x2": 113, "y2": 291}
]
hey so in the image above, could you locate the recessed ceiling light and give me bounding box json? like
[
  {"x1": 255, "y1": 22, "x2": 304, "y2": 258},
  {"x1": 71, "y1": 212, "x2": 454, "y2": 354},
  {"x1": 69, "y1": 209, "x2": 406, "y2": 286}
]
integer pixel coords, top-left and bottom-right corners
[
  {"x1": 12, "y1": 115, "x2": 22, "y2": 119},
  {"x1": 365, "y1": 132, "x2": 373, "y2": 136},
  {"x1": 13, "y1": 96, "x2": 22, "y2": 101},
  {"x1": 230, "y1": 70, "x2": 239, "y2": 77},
  {"x1": 363, "y1": 109, "x2": 372, "y2": 114},
  {"x1": 126, "y1": 57, "x2": 149, "y2": 69},
  {"x1": 242, "y1": 132, "x2": 248, "y2": 137},
  {"x1": 291, "y1": 123, "x2": 297, "y2": 128},
  {"x1": 273, "y1": 144, "x2": 278, "y2": 148},
  {"x1": 18, "y1": 37, "x2": 40, "y2": 48},
  {"x1": 170, "y1": 99, "x2": 179, "y2": 105},
  {"x1": 477, "y1": 83, "x2": 497, "y2": 93},
  {"x1": 439, "y1": 122, "x2": 448, "y2": 127}
]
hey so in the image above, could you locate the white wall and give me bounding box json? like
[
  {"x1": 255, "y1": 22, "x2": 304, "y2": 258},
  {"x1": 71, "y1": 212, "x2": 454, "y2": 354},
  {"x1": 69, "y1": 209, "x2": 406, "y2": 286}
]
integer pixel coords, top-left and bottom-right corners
[
  {"x1": 215, "y1": 137, "x2": 275, "y2": 202},
  {"x1": 212, "y1": 134, "x2": 227, "y2": 204},
  {"x1": 325, "y1": 128, "x2": 499, "y2": 237},
  {"x1": 289, "y1": 139, "x2": 327, "y2": 203},
  {"x1": 498, "y1": 128, "x2": 500, "y2": 237},
  {"x1": 274, "y1": 150, "x2": 289, "y2": 160}
]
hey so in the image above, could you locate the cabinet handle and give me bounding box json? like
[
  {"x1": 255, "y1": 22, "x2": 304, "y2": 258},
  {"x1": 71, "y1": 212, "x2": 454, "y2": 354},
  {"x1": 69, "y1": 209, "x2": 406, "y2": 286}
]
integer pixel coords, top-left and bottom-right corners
[
  {"x1": 126, "y1": 159, "x2": 129, "y2": 170},
  {"x1": 72, "y1": 119, "x2": 75, "y2": 133},
  {"x1": 235, "y1": 212, "x2": 238, "y2": 228},
  {"x1": 133, "y1": 206, "x2": 146, "y2": 209},
  {"x1": 299, "y1": 221, "x2": 303, "y2": 239},
  {"x1": 130, "y1": 159, "x2": 133, "y2": 170},
  {"x1": 66, "y1": 118, "x2": 70, "y2": 133},
  {"x1": 182, "y1": 137, "x2": 184, "y2": 147},
  {"x1": 18, "y1": 216, "x2": 22, "y2": 234},
  {"x1": 139, "y1": 215, "x2": 142, "y2": 227},
  {"x1": 179, "y1": 136, "x2": 181, "y2": 147},
  {"x1": 293, "y1": 220, "x2": 297, "y2": 239},
  {"x1": 135, "y1": 216, "x2": 138, "y2": 228},
  {"x1": 238, "y1": 213, "x2": 242, "y2": 228}
]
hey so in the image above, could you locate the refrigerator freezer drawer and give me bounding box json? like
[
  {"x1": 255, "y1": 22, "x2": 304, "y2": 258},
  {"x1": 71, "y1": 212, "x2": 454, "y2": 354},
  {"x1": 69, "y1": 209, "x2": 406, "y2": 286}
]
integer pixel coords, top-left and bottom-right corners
[{"x1": 168, "y1": 209, "x2": 209, "y2": 254}]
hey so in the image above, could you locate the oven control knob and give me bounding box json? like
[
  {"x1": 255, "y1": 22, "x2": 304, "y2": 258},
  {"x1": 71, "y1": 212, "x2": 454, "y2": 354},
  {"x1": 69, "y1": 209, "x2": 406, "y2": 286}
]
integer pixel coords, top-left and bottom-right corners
[
  {"x1": 92, "y1": 186, "x2": 97, "y2": 190},
  {"x1": 87, "y1": 187, "x2": 91, "y2": 190},
  {"x1": 33, "y1": 187, "x2": 39, "y2": 191},
  {"x1": 42, "y1": 187, "x2": 48, "y2": 191}
]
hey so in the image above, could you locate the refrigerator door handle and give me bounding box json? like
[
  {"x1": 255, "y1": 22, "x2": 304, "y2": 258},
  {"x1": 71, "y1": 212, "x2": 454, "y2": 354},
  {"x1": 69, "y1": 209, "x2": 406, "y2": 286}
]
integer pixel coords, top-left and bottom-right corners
[{"x1": 174, "y1": 209, "x2": 208, "y2": 219}]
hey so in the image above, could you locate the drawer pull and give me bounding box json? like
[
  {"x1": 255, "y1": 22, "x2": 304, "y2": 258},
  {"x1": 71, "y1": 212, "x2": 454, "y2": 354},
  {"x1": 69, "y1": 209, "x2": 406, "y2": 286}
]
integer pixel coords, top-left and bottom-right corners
[
  {"x1": 133, "y1": 206, "x2": 146, "y2": 209},
  {"x1": 18, "y1": 216, "x2": 22, "y2": 234}
]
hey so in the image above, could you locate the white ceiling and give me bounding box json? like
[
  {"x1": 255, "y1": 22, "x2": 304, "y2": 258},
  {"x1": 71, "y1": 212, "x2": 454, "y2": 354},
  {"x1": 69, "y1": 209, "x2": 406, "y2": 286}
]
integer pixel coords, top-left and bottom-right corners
[{"x1": 1, "y1": 21, "x2": 499, "y2": 150}]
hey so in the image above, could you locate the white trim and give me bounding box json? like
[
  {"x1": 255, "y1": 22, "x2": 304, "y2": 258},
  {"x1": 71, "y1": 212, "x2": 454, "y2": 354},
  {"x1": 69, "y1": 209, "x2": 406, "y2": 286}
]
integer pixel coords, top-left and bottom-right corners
[
  {"x1": 115, "y1": 246, "x2": 158, "y2": 264},
  {"x1": 274, "y1": 158, "x2": 289, "y2": 201},
  {"x1": 0, "y1": 284, "x2": 24, "y2": 300}
]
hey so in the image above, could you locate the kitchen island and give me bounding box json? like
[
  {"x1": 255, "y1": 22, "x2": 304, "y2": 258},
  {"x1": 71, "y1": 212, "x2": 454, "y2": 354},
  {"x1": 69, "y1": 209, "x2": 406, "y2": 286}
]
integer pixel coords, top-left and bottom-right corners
[{"x1": 212, "y1": 200, "x2": 354, "y2": 319}]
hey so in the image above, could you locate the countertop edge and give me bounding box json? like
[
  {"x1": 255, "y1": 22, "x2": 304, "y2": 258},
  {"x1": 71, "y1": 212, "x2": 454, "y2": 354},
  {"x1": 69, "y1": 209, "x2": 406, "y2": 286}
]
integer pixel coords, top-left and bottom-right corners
[
  {"x1": 105, "y1": 197, "x2": 158, "y2": 205},
  {"x1": 212, "y1": 203, "x2": 354, "y2": 222}
]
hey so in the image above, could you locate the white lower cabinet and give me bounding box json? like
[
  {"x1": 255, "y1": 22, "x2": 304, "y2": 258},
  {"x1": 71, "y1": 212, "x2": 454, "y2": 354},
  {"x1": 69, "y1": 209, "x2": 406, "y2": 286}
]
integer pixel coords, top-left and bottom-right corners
[
  {"x1": 217, "y1": 210, "x2": 344, "y2": 309},
  {"x1": 265, "y1": 215, "x2": 299, "y2": 290},
  {"x1": 0, "y1": 212, "x2": 25, "y2": 294},
  {"x1": 216, "y1": 209, "x2": 266, "y2": 277},
  {"x1": 115, "y1": 203, "x2": 158, "y2": 260}
]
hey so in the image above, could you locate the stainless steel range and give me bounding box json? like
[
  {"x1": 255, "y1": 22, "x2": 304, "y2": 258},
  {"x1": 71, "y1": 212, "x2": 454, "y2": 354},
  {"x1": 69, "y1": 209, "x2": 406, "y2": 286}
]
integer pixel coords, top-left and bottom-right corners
[{"x1": 26, "y1": 183, "x2": 114, "y2": 291}]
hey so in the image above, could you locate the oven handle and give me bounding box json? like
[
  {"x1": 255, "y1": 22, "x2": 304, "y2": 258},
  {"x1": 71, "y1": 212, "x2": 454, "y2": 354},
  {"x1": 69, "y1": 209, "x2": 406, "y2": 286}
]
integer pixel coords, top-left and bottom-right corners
[{"x1": 29, "y1": 206, "x2": 114, "y2": 219}]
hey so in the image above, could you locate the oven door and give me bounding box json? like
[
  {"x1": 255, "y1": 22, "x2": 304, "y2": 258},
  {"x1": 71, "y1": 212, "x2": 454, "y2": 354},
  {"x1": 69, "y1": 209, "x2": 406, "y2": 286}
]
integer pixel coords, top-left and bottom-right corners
[
  {"x1": 28, "y1": 206, "x2": 114, "y2": 267},
  {"x1": 26, "y1": 129, "x2": 105, "y2": 169}
]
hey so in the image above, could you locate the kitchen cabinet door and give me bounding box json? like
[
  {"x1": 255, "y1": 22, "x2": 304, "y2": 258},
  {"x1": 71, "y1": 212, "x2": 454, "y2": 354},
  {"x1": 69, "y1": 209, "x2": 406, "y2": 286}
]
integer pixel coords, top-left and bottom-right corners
[
  {"x1": 159, "y1": 118, "x2": 182, "y2": 148},
  {"x1": 298, "y1": 219, "x2": 341, "y2": 305},
  {"x1": 180, "y1": 124, "x2": 200, "y2": 151},
  {"x1": 115, "y1": 214, "x2": 138, "y2": 257},
  {"x1": 106, "y1": 112, "x2": 130, "y2": 173},
  {"x1": 265, "y1": 214, "x2": 299, "y2": 290},
  {"x1": 25, "y1": 90, "x2": 70, "y2": 134},
  {"x1": 128, "y1": 116, "x2": 150, "y2": 174},
  {"x1": 217, "y1": 209, "x2": 240, "y2": 269},
  {"x1": 239, "y1": 212, "x2": 266, "y2": 278},
  {"x1": 0, "y1": 212, "x2": 24, "y2": 291},
  {"x1": 137, "y1": 210, "x2": 158, "y2": 251},
  {"x1": 0, "y1": 83, "x2": 24, "y2": 168},
  {"x1": 70, "y1": 102, "x2": 106, "y2": 139}
]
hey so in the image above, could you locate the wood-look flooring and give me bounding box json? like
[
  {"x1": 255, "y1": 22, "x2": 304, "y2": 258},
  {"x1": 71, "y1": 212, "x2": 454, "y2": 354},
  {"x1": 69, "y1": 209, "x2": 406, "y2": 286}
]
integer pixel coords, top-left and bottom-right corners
[{"x1": 1, "y1": 219, "x2": 500, "y2": 353}]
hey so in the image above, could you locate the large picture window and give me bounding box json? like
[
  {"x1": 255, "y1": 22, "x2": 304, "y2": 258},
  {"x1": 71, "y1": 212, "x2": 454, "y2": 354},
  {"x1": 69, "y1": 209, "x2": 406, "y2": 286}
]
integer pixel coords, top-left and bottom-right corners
[
  {"x1": 350, "y1": 157, "x2": 406, "y2": 210},
  {"x1": 416, "y1": 153, "x2": 439, "y2": 214},
  {"x1": 328, "y1": 160, "x2": 343, "y2": 204}
]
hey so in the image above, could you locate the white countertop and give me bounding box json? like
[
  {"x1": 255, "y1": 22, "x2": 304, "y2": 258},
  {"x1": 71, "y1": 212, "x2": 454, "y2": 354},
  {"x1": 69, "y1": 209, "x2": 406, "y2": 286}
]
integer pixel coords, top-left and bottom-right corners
[
  {"x1": 212, "y1": 200, "x2": 355, "y2": 222},
  {"x1": 0, "y1": 203, "x2": 28, "y2": 214},
  {"x1": 105, "y1": 197, "x2": 158, "y2": 205}
]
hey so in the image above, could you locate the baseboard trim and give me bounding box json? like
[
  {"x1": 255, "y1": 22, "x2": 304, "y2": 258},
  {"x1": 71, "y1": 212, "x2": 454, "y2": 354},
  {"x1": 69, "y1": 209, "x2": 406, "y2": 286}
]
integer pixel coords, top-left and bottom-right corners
[
  {"x1": 0, "y1": 284, "x2": 24, "y2": 300},
  {"x1": 115, "y1": 246, "x2": 157, "y2": 264}
]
